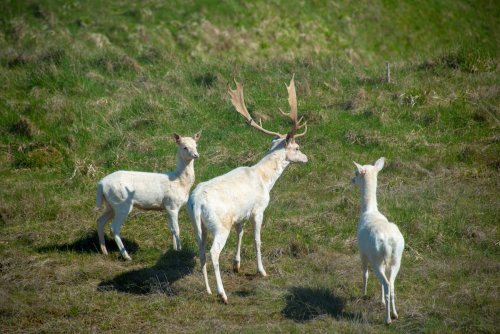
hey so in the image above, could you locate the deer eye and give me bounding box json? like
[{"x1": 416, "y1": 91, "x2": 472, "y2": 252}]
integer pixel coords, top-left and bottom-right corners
[{"x1": 184, "y1": 147, "x2": 188, "y2": 150}]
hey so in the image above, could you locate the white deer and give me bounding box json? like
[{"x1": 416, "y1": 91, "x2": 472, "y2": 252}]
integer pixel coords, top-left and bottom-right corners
[
  {"x1": 188, "y1": 76, "x2": 308, "y2": 303},
  {"x1": 352, "y1": 157, "x2": 405, "y2": 324},
  {"x1": 96, "y1": 132, "x2": 201, "y2": 260}
]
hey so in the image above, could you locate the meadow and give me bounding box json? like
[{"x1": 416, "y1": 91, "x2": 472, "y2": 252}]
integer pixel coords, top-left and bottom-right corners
[{"x1": 0, "y1": 0, "x2": 498, "y2": 332}]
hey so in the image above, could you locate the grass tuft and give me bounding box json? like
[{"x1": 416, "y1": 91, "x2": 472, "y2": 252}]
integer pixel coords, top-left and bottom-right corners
[{"x1": 14, "y1": 145, "x2": 63, "y2": 168}]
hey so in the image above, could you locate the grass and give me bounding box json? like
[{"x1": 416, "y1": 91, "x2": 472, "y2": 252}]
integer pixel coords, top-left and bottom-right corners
[{"x1": 0, "y1": 0, "x2": 499, "y2": 333}]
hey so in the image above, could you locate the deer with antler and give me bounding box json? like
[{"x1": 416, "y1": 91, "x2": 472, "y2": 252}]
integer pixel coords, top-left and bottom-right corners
[{"x1": 187, "y1": 76, "x2": 308, "y2": 303}]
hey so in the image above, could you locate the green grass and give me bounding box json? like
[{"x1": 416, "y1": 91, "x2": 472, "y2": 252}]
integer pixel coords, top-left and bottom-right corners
[{"x1": 0, "y1": 0, "x2": 499, "y2": 333}]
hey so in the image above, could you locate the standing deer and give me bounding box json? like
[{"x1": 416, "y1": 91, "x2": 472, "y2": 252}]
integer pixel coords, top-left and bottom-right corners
[
  {"x1": 96, "y1": 132, "x2": 201, "y2": 260},
  {"x1": 187, "y1": 76, "x2": 308, "y2": 303},
  {"x1": 352, "y1": 157, "x2": 405, "y2": 324}
]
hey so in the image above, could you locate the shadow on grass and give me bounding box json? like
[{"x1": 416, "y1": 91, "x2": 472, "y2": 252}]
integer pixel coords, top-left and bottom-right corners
[
  {"x1": 37, "y1": 230, "x2": 139, "y2": 254},
  {"x1": 282, "y1": 287, "x2": 362, "y2": 322},
  {"x1": 97, "y1": 248, "x2": 196, "y2": 295}
]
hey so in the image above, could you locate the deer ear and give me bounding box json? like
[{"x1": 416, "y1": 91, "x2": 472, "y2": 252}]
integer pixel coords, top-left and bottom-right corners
[
  {"x1": 353, "y1": 161, "x2": 364, "y2": 173},
  {"x1": 173, "y1": 133, "x2": 181, "y2": 144},
  {"x1": 192, "y1": 130, "x2": 202, "y2": 142},
  {"x1": 374, "y1": 157, "x2": 385, "y2": 171}
]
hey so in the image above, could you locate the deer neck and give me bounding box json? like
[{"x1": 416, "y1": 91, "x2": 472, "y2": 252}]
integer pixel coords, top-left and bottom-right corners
[
  {"x1": 254, "y1": 149, "x2": 289, "y2": 192},
  {"x1": 360, "y1": 176, "x2": 378, "y2": 214},
  {"x1": 174, "y1": 153, "x2": 195, "y2": 191}
]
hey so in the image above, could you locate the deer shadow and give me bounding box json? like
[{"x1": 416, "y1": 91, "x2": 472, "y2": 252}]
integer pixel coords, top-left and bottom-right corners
[
  {"x1": 282, "y1": 287, "x2": 362, "y2": 322},
  {"x1": 97, "y1": 248, "x2": 196, "y2": 295},
  {"x1": 36, "y1": 229, "x2": 139, "y2": 254}
]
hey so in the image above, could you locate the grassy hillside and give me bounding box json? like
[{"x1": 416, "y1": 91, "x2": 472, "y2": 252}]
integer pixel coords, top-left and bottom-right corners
[{"x1": 0, "y1": 0, "x2": 498, "y2": 333}]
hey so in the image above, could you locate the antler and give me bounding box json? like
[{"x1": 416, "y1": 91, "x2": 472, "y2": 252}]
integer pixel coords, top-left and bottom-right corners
[
  {"x1": 280, "y1": 75, "x2": 308, "y2": 138},
  {"x1": 228, "y1": 79, "x2": 284, "y2": 138},
  {"x1": 228, "y1": 76, "x2": 308, "y2": 139}
]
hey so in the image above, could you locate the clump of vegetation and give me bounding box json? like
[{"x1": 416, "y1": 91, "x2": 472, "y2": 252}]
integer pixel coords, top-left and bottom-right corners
[
  {"x1": 439, "y1": 48, "x2": 497, "y2": 73},
  {"x1": 194, "y1": 72, "x2": 218, "y2": 88},
  {"x1": 9, "y1": 116, "x2": 38, "y2": 138},
  {"x1": 14, "y1": 145, "x2": 63, "y2": 168},
  {"x1": 92, "y1": 51, "x2": 142, "y2": 74}
]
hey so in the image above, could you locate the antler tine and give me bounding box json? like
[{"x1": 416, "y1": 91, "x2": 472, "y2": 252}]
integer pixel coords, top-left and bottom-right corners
[
  {"x1": 228, "y1": 79, "x2": 252, "y2": 123},
  {"x1": 283, "y1": 74, "x2": 308, "y2": 138},
  {"x1": 285, "y1": 74, "x2": 298, "y2": 123},
  {"x1": 294, "y1": 123, "x2": 308, "y2": 138},
  {"x1": 228, "y1": 79, "x2": 284, "y2": 138},
  {"x1": 297, "y1": 116, "x2": 305, "y2": 127},
  {"x1": 279, "y1": 108, "x2": 290, "y2": 117}
]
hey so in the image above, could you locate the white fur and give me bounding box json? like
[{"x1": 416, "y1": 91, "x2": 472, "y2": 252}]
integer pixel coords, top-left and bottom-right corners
[
  {"x1": 96, "y1": 132, "x2": 201, "y2": 260},
  {"x1": 188, "y1": 138, "x2": 307, "y2": 303},
  {"x1": 352, "y1": 157, "x2": 404, "y2": 324}
]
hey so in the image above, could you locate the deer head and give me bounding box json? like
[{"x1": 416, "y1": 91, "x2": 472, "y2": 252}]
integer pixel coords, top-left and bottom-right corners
[
  {"x1": 173, "y1": 131, "x2": 201, "y2": 161},
  {"x1": 352, "y1": 157, "x2": 385, "y2": 186},
  {"x1": 228, "y1": 75, "x2": 308, "y2": 163}
]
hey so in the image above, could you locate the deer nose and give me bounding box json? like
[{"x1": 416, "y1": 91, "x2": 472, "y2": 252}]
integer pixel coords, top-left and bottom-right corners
[{"x1": 193, "y1": 153, "x2": 199, "y2": 159}]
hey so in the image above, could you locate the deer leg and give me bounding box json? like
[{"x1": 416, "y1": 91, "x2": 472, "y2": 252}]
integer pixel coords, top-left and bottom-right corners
[
  {"x1": 233, "y1": 223, "x2": 244, "y2": 273},
  {"x1": 388, "y1": 259, "x2": 402, "y2": 319},
  {"x1": 361, "y1": 255, "x2": 369, "y2": 295},
  {"x1": 201, "y1": 224, "x2": 211, "y2": 294},
  {"x1": 193, "y1": 214, "x2": 211, "y2": 294},
  {"x1": 373, "y1": 264, "x2": 391, "y2": 324},
  {"x1": 166, "y1": 208, "x2": 181, "y2": 251},
  {"x1": 110, "y1": 207, "x2": 132, "y2": 261},
  {"x1": 252, "y1": 212, "x2": 267, "y2": 277},
  {"x1": 210, "y1": 227, "x2": 230, "y2": 303},
  {"x1": 97, "y1": 206, "x2": 114, "y2": 255}
]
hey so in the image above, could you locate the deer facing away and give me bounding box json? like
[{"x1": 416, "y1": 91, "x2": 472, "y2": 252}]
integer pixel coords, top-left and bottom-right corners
[
  {"x1": 352, "y1": 157, "x2": 405, "y2": 324},
  {"x1": 96, "y1": 132, "x2": 201, "y2": 260},
  {"x1": 187, "y1": 76, "x2": 308, "y2": 303}
]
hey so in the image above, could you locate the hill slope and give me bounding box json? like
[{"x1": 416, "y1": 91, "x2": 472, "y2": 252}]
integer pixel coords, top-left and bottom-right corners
[{"x1": 0, "y1": 1, "x2": 499, "y2": 332}]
